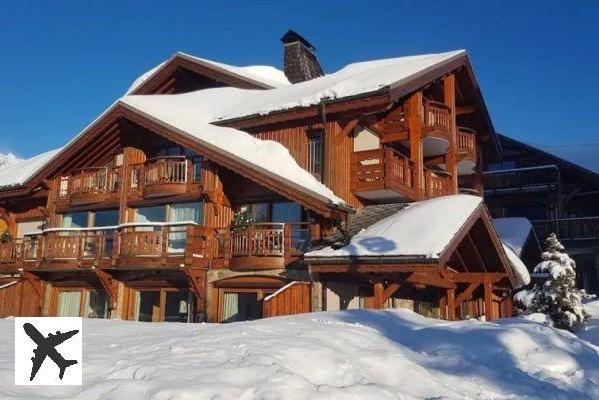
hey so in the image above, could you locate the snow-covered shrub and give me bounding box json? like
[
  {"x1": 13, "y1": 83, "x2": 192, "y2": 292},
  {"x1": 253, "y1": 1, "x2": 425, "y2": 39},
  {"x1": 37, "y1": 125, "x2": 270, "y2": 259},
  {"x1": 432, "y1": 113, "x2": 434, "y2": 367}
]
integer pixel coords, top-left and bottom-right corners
[
  {"x1": 516, "y1": 233, "x2": 590, "y2": 331},
  {"x1": 0, "y1": 230, "x2": 10, "y2": 243}
]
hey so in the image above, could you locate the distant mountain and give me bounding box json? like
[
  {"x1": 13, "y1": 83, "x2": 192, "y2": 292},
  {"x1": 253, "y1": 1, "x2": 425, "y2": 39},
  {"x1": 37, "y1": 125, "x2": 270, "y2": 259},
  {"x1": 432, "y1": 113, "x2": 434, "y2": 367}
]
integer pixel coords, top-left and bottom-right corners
[{"x1": 0, "y1": 153, "x2": 22, "y2": 170}]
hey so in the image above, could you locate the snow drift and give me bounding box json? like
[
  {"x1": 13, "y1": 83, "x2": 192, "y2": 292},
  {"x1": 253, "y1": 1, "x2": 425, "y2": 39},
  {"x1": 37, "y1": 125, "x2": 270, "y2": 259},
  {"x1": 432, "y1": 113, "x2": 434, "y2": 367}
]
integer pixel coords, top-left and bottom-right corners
[{"x1": 1, "y1": 306, "x2": 599, "y2": 399}]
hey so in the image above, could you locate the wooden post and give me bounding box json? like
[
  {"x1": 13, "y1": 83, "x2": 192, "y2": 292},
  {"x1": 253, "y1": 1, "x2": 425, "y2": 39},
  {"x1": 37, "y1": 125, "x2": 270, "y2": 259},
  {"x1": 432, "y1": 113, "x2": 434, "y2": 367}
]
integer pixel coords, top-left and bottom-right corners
[
  {"x1": 373, "y1": 280, "x2": 384, "y2": 309},
  {"x1": 408, "y1": 92, "x2": 424, "y2": 200},
  {"x1": 443, "y1": 74, "x2": 458, "y2": 194},
  {"x1": 446, "y1": 288, "x2": 456, "y2": 320},
  {"x1": 484, "y1": 276, "x2": 493, "y2": 321},
  {"x1": 439, "y1": 295, "x2": 447, "y2": 320}
]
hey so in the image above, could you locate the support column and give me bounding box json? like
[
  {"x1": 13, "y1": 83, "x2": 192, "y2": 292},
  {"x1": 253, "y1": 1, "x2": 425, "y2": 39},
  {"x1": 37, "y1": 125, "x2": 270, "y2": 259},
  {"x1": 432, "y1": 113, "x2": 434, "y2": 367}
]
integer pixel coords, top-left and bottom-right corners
[
  {"x1": 446, "y1": 288, "x2": 456, "y2": 320},
  {"x1": 310, "y1": 273, "x2": 324, "y2": 312},
  {"x1": 373, "y1": 280, "x2": 385, "y2": 309},
  {"x1": 443, "y1": 74, "x2": 458, "y2": 194},
  {"x1": 408, "y1": 91, "x2": 424, "y2": 200},
  {"x1": 484, "y1": 277, "x2": 493, "y2": 321}
]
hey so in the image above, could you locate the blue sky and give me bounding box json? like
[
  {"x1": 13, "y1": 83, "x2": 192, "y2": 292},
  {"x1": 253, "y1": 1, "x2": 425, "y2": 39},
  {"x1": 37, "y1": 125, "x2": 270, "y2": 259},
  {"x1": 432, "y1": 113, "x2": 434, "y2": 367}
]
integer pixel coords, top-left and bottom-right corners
[{"x1": 1, "y1": 1, "x2": 598, "y2": 158}]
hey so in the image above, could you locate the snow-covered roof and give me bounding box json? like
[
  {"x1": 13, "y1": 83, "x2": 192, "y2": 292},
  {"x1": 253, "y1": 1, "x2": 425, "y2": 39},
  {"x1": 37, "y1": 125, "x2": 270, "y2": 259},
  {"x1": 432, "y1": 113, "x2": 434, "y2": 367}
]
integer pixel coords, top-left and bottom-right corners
[
  {"x1": 493, "y1": 217, "x2": 533, "y2": 256},
  {"x1": 120, "y1": 94, "x2": 345, "y2": 206},
  {"x1": 502, "y1": 244, "x2": 531, "y2": 288},
  {"x1": 126, "y1": 52, "x2": 290, "y2": 94},
  {"x1": 0, "y1": 153, "x2": 22, "y2": 171},
  {"x1": 307, "y1": 195, "x2": 482, "y2": 259},
  {"x1": 212, "y1": 50, "x2": 466, "y2": 122},
  {"x1": 529, "y1": 142, "x2": 599, "y2": 175},
  {"x1": 0, "y1": 149, "x2": 61, "y2": 190}
]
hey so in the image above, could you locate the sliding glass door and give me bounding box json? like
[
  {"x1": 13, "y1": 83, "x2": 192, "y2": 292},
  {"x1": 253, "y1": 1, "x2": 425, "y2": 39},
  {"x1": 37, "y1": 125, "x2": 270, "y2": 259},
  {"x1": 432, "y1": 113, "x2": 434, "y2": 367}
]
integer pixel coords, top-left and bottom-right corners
[
  {"x1": 131, "y1": 289, "x2": 195, "y2": 322},
  {"x1": 55, "y1": 288, "x2": 108, "y2": 318}
]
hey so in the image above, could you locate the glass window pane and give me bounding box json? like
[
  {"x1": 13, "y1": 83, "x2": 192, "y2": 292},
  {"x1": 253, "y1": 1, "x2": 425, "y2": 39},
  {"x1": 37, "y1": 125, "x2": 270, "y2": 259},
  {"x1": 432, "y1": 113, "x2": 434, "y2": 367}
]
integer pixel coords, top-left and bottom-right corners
[
  {"x1": 61, "y1": 212, "x2": 88, "y2": 228},
  {"x1": 272, "y1": 202, "x2": 302, "y2": 222},
  {"x1": 84, "y1": 289, "x2": 108, "y2": 318},
  {"x1": 169, "y1": 202, "x2": 203, "y2": 224},
  {"x1": 93, "y1": 210, "x2": 119, "y2": 227},
  {"x1": 135, "y1": 206, "x2": 166, "y2": 223},
  {"x1": 56, "y1": 291, "x2": 82, "y2": 317},
  {"x1": 251, "y1": 203, "x2": 269, "y2": 223},
  {"x1": 164, "y1": 291, "x2": 193, "y2": 322},
  {"x1": 222, "y1": 292, "x2": 261, "y2": 323},
  {"x1": 135, "y1": 291, "x2": 161, "y2": 322}
]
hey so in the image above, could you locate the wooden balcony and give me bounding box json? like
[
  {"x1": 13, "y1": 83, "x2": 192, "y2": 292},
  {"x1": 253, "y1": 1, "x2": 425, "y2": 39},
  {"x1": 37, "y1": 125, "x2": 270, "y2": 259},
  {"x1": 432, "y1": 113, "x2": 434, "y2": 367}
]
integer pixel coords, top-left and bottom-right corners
[
  {"x1": 422, "y1": 100, "x2": 451, "y2": 138},
  {"x1": 424, "y1": 168, "x2": 452, "y2": 198},
  {"x1": 130, "y1": 156, "x2": 202, "y2": 199},
  {"x1": 457, "y1": 127, "x2": 476, "y2": 160},
  {"x1": 227, "y1": 223, "x2": 311, "y2": 270},
  {"x1": 532, "y1": 217, "x2": 599, "y2": 242},
  {"x1": 351, "y1": 147, "x2": 416, "y2": 201},
  {"x1": 58, "y1": 167, "x2": 120, "y2": 206},
  {"x1": 483, "y1": 165, "x2": 560, "y2": 195},
  {"x1": 0, "y1": 222, "x2": 312, "y2": 272}
]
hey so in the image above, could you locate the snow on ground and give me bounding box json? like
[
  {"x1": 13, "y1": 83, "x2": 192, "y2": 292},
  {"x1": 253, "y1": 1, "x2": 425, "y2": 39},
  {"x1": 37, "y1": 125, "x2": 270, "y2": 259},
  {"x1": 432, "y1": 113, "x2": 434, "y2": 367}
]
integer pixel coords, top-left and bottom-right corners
[
  {"x1": 578, "y1": 299, "x2": 599, "y2": 347},
  {"x1": 2, "y1": 308, "x2": 599, "y2": 399}
]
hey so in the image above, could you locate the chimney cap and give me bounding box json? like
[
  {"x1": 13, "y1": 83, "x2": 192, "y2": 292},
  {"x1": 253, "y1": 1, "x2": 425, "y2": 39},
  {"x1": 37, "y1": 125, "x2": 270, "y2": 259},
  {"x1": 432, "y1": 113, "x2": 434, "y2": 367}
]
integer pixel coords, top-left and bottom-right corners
[{"x1": 280, "y1": 30, "x2": 316, "y2": 50}]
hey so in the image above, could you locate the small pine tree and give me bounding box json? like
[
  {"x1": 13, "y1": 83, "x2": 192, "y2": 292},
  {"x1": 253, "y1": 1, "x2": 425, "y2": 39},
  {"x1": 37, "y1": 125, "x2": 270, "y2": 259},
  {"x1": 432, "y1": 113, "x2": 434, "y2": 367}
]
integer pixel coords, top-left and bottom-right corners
[
  {"x1": 231, "y1": 208, "x2": 255, "y2": 230},
  {"x1": 525, "y1": 233, "x2": 590, "y2": 331}
]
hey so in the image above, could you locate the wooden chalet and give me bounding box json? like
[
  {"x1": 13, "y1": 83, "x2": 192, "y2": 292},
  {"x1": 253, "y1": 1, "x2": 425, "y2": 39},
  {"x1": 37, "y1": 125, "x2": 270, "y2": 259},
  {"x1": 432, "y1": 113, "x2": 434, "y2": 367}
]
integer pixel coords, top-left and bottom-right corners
[
  {"x1": 0, "y1": 30, "x2": 520, "y2": 323},
  {"x1": 484, "y1": 134, "x2": 599, "y2": 293}
]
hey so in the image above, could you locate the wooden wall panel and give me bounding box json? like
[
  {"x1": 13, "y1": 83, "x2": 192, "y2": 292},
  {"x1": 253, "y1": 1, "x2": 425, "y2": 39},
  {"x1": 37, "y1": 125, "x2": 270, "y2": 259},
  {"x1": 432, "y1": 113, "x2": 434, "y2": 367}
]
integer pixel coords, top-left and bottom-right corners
[
  {"x1": 0, "y1": 279, "x2": 42, "y2": 317},
  {"x1": 263, "y1": 281, "x2": 311, "y2": 318}
]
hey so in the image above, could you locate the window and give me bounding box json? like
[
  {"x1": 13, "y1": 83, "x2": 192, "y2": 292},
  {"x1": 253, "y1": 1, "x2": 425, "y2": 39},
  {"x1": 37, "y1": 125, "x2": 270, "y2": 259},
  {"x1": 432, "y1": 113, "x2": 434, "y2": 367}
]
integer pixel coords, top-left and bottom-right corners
[
  {"x1": 61, "y1": 212, "x2": 89, "y2": 228},
  {"x1": 168, "y1": 202, "x2": 204, "y2": 253},
  {"x1": 55, "y1": 288, "x2": 108, "y2": 318},
  {"x1": 307, "y1": 130, "x2": 324, "y2": 180},
  {"x1": 131, "y1": 289, "x2": 194, "y2": 322},
  {"x1": 191, "y1": 156, "x2": 203, "y2": 182},
  {"x1": 92, "y1": 210, "x2": 119, "y2": 227},
  {"x1": 272, "y1": 202, "x2": 302, "y2": 223},
  {"x1": 221, "y1": 292, "x2": 262, "y2": 322},
  {"x1": 135, "y1": 205, "x2": 167, "y2": 223}
]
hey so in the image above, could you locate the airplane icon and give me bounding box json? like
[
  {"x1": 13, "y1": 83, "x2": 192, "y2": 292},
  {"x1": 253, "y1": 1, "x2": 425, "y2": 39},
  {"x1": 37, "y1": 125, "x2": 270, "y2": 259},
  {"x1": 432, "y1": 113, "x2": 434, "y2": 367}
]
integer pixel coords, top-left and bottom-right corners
[{"x1": 23, "y1": 322, "x2": 79, "y2": 381}]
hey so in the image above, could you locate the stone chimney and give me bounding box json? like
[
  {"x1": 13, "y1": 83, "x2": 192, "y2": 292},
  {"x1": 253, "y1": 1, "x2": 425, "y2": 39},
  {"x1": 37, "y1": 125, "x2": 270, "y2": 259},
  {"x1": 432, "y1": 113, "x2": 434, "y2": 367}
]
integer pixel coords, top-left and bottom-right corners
[{"x1": 280, "y1": 30, "x2": 324, "y2": 84}]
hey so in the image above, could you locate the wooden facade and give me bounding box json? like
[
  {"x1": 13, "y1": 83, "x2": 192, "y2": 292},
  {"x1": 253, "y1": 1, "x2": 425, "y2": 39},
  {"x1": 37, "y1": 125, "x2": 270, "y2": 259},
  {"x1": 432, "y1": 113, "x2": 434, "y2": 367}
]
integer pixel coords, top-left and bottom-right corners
[{"x1": 0, "y1": 44, "x2": 517, "y2": 323}]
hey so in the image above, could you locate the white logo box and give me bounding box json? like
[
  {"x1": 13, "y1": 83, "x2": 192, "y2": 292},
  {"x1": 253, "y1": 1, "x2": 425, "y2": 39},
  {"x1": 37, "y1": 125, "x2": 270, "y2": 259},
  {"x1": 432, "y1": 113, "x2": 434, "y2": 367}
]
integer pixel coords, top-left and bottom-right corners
[{"x1": 14, "y1": 317, "x2": 82, "y2": 386}]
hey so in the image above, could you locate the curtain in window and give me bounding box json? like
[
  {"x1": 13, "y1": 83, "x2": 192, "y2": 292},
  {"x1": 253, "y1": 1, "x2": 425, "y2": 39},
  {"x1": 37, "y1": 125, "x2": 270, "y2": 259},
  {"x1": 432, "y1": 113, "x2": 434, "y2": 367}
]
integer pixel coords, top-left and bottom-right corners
[
  {"x1": 56, "y1": 291, "x2": 82, "y2": 317},
  {"x1": 133, "y1": 291, "x2": 141, "y2": 321},
  {"x1": 168, "y1": 203, "x2": 203, "y2": 253},
  {"x1": 222, "y1": 292, "x2": 239, "y2": 322},
  {"x1": 61, "y1": 213, "x2": 87, "y2": 228},
  {"x1": 84, "y1": 289, "x2": 108, "y2": 318}
]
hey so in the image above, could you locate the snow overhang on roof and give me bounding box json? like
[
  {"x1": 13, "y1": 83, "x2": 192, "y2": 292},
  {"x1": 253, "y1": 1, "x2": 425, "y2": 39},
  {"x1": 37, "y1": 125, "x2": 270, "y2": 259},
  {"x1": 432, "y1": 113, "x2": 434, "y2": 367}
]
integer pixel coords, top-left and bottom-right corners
[
  {"x1": 0, "y1": 148, "x2": 62, "y2": 191},
  {"x1": 126, "y1": 52, "x2": 291, "y2": 95},
  {"x1": 493, "y1": 218, "x2": 533, "y2": 257},
  {"x1": 306, "y1": 195, "x2": 482, "y2": 260}
]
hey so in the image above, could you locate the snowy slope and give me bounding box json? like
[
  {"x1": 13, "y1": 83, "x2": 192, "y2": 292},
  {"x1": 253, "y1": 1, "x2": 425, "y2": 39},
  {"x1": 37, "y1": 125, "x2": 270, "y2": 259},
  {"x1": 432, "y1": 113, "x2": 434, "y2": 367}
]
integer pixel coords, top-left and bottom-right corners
[
  {"x1": 0, "y1": 149, "x2": 61, "y2": 189},
  {"x1": 578, "y1": 299, "x2": 599, "y2": 347},
  {"x1": 2, "y1": 309, "x2": 598, "y2": 399}
]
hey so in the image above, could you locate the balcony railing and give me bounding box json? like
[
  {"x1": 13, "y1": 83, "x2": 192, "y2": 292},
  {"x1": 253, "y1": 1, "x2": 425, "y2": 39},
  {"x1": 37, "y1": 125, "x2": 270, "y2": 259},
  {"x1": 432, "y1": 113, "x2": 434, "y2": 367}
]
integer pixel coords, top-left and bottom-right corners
[
  {"x1": 422, "y1": 100, "x2": 451, "y2": 134},
  {"x1": 484, "y1": 165, "x2": 560, "y2": 194},
  {"x1": 532, "y1": 217, "x2": 599, "y2": 241},
  {"x1": 424, "y1": 168, "x2": 452, "y2": 198},
  {"x1": 457, "y1": 127, "x2": 476, "y2": 158},
  {"x1": 351, "y1": 147, "x2": 416, "y2": 200},
  {"x1": 130, "y1": 156, "x2": 202, "y2": 198},
  {"x1": 58, "y1": 167, "x2": 120, "y2": 205},
  {"x1": 0, "y1": 222, "x2": 312, "y2": 271}
]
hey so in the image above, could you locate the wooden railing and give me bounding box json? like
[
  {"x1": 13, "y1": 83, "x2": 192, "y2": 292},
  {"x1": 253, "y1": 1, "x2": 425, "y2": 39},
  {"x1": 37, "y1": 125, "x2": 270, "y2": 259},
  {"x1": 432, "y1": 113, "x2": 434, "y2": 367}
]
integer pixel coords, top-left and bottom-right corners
[
  {"x1": 0, "y1": 222, "x2": 312, "y2": 270},
  {"x1": 58, "y1": 167, "x2": 120, "y2": 204},
  {"x1": 423, "y1": 99, "x2": 451, "y2": 133},
  {"x1": 351, "y1": 148, "x2": 415, "y2": 198},
  {"x1": 532, "y1": 217, "x2": 599, "y2": 241},
  {"x1": 484, "y1": 165, "x2": 560, "y2": 194},
  {"x1": 457, "y1": 127, "x2": 476, "y2": 156},
  {"x1": 144, "y1": 156, "x2": 189, "y2": 186},
  {"x1": 424, "y1": 168, "x2": 452, "y2": 198}
]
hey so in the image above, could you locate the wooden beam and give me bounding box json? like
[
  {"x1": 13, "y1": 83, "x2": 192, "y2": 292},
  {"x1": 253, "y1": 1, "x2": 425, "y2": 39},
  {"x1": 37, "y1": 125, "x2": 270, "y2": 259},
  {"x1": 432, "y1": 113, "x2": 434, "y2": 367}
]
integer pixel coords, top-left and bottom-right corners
[
  {"x1": 408, "y1": 92, "x2": 424, "y2": 200},
  {"x1": 382, "y1": 283, "x2": 401, "y2": 304},
  {"x1": 439, "y1": 295, "x2": 447, "y2": 320},
  {"x1": 335, "y1": 119, "x2": 360, "y2": 145},
  {"x1": 407, "y1": 271, "x2": 456, "y2": 289},
  {"x1": 443, "y1": 74, "x2": 458, "y2": 194},
  {"x1": 183, "y1": 267, "x2": 206, "y2": 315},
  {"x1": 373, "y1": 280, "x2": 384, "y2": 309},
  {"x1": 455, "y1": 282, "x2": 480, "y2": 308},
  {"x1": 447, "y1": 289, "x2": 456, "y2": 320},
  {"x1": 92, "y1": 268, "x2": 119, "y2": 310},
  {"x1": 484, "y1": 276, "x2": 493, "y2": 321},
  {"x1": 464, "y1": 232, "x2": 487, "y2": 272},
  {"x1": 20, "y1": 271, "x2": 43, "y2": 298},
  {"x1": 448, "y1": 272, "x2": 507, "y2": 283}
]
